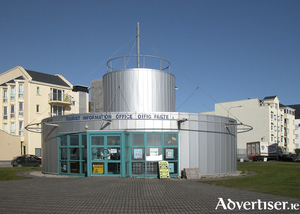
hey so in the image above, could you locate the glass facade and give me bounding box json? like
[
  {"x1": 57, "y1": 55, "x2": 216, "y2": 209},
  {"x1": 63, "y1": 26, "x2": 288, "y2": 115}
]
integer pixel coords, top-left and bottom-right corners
[
  {"x1": 58, "y1": 131, "x2": 178, "y2": 177},
  {"x1": 59, "y1": 134, "x2": 87, "y2": 176}
]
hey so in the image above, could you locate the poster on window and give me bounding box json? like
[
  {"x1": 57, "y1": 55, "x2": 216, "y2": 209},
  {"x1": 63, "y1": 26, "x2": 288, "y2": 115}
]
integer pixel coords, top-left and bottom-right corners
[
  {"x1": 134, "y1": 149, "x2": 142, "y2": 159},
  {"x1": 168, "y1": 163, "x2": 174, "y2": 173},
  {"x1": 150, "y1": 148, "x2": 158, "y2": 156},
  {"x1": 166, "y1": 149, "x2": 174, "y2": 159}
]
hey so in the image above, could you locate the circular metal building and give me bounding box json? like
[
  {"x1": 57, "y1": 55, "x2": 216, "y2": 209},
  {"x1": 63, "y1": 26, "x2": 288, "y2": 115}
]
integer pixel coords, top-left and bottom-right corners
[{"x1": 41, "y1": 23, "x2": 237, "y2": 178}]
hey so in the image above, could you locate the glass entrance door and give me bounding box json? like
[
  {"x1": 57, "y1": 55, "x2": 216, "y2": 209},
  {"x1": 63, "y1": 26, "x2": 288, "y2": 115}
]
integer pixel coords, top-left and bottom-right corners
[{"x1": 90, "y1": 134, "x2": 121, "y2": 176}]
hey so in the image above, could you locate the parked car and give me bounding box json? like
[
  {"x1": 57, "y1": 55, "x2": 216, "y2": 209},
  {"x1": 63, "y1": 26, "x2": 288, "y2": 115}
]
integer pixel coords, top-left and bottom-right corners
[
  {"x1": 11, "y1": 155, "x2": 42, "y2": 167},
  {"x1": 281, "y1": 154, "x2": 300, "y2": 162},
  {"x1": 290, "y1": 154, "x2": 300, "y2": 162}
]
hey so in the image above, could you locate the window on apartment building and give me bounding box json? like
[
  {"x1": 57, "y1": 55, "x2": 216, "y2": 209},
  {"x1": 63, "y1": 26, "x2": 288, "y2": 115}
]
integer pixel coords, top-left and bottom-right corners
[
  {"x1": 18, "y1": 84, "x2": 23, "y2": 98},
  {"x1": 10, "y1": 122, "x2": 15, "y2": 135},
  {"x1": 50, "y1": 88, "x2": 63, "y2": 101},
  {"x1": 10, "y1": 105, "x2": 15, "y2": 118},
  {"x1": 274, "y1": 126, "x2": 277, "y2": 132},
  {"x1": 3, "y1": 106, "x2": 8, "y2": 120},
  {"x1": 286, "y1": 138, "x2": 289, "y2": 146},
  {"x1": 281, "y1": 115, "x2": 283, "y2": 122},
  {"x1": 271, "y1": 134, "x2": 274, "y2": 142},
  {"x1": 3, "y1": 89, "x2": 8, "y2": 103},
  {"x1": 271, "y1": 123, "x2": 274, "y2": 131},
  {"x1": 271, "y1": 112, "x2": 274, "y2": 120},
  {"x1": 19, "y1": 121, "x2": 23, "y2": 136},
  {"x1": 274, "y1": 137, "x2": 277, "y2": 143},
  {"x1": 10, "y1": 87, "x2": 15, "y2": 101},
  {"x1": 19, "y1": 102, "x2": 24, "y2": 117},
  {"x1": 281, "y1": 136, "x2": 283, "y2": 143},
  {"x1": 51, "y1": 105, "x2": 64, "y2": 117},
  {"x1": 36, "y1": 105, "x2": 40, "y2": 113},
  {"x1": 277, "y1": 126, "x2": 280, "y2": 132},
  {"x1": 275, "y1": 103, "x2": 278, "y2": 109},
  {"x1": 285, "y1": 118, "x2": 289, "y2": 125},
  {"x1": 3, "y1": 123, "x2": 8, "y2": 133},
  {"x1": 281, "y1": 125, "x2": 283, "y2": 133},
  {"x1": 36, "y1": 86, "x2": 40, "y2": 95}
]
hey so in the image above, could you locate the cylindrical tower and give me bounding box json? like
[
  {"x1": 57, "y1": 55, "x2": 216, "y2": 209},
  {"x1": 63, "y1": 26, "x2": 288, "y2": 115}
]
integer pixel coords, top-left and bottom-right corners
[
  {"x1": 103, "y1": 23, "x2": 175, "y2": 113},
  {"x1": 103, "y1": 64, "x2": 175, "y2": 112}
]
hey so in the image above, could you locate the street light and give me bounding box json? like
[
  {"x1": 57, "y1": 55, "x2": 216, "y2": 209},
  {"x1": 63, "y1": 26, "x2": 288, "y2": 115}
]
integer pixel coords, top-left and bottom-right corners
[{"x1": 227, "y1": 105, "x2": 243, "y2": 117}]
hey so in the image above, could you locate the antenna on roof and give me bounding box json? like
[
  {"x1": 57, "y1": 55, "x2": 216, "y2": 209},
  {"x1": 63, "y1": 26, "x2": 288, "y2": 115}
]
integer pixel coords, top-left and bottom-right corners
[{"x1": 136, "y1": 22, "x2": 140, "y2": 68}]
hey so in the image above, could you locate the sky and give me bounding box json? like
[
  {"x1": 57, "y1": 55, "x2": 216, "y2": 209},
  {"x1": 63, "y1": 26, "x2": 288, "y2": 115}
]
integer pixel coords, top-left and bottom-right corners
[{"x1": 1, "y1": 0, "x2": 299, "y2": 113}]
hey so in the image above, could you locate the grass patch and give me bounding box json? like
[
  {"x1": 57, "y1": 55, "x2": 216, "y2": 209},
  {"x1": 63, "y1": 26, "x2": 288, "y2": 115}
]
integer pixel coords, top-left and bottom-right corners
[
  {"x1": 199, "y1": 162, "x2": 300, "y2": 199},
  {"x1": 0, "y1": 167, "x2": 41, "y2": 181}
]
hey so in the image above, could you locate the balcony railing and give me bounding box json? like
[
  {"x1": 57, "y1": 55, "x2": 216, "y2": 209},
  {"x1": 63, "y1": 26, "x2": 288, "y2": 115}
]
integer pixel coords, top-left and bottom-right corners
[{"x1": 48, "y1": 93, "x2": 72, "y2": 105}]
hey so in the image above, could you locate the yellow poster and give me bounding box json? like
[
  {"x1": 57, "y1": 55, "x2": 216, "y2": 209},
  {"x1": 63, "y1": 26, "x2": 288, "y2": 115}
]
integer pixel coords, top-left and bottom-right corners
[
  {"x1": 93, "y1": 163, "x2": 104, "y2": 174},
  {"x1": 158, "y1": 161, "x2": 170, "y2": 179}
]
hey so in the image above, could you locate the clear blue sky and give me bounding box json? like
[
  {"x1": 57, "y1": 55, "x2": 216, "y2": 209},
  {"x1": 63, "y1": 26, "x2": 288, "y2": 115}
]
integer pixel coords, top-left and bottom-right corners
[{"x1": 1, "y1": 0, "x2": 299, "y2": 113}]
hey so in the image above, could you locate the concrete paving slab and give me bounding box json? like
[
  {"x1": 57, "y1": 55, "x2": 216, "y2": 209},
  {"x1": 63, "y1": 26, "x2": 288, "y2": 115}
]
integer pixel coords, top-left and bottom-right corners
[{"x1": 0, "y1": 171, "x2": 299, "y2": 213}]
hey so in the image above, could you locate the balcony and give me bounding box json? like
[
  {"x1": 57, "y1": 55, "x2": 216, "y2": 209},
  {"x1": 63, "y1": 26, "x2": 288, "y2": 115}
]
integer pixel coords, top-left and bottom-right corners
[{"x1": 48, "y1": 93, "x2": 72, "y2": 106}]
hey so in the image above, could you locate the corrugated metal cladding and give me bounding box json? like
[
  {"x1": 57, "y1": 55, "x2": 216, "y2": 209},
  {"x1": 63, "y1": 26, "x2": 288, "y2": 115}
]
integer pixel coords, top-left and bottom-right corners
[
  {"x1": 103, "y1": 68, "x2": 175, "y2": 112},
  {"x1": 41, "y1": 112, "x2": 237, "y2": 176}
]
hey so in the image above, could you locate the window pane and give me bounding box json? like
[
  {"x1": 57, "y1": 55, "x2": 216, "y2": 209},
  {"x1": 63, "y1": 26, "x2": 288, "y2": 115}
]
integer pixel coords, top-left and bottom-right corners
[
  {"x1": 108, "y1": 147, "x2": 121, "y2": 160},
  {"x1": 10, "y1": 122, "x2": 15, "y2": 135},
  {"x1": 3, "y1": 106, "x2": 7, "y2": 120},
  {"x1": 70, "y1": 148, "x2": 79, "y2": 160},
  {"x1": 107, "y1": 136, "x2": 120, "y2": 145},
  {"x1": 132, "y1": 134, "x2": 144, "y2": 145},
  {"x1": 164, "y1": 148, "x2": 178, "y2": 160},
  {"x1": 82, "y1": 134, "x2": 87, "y2": 146},
  {"x1": 19, "y1": 121, "x2": 23, "y2": 136},
  {"x1": 93, "y1": 163, "x2": 104, "y2": 174},
  {"x1": 168, "y1": 162, "x2": 178, "y2": 174},
  {"x1": 81, "y1": 148, "x2": 87, "y2": 161},
  {"x1": 61, "y1": 148, "x2": 67, "y2": 160},
  {"x1": 108, "y1": 163, "x2": 121, "y2": 174},
  {"x1": 60, "y1": 135, "x2": 68, "y2": 146},
  {"x1": 10, "y1": 87, "x2": 15, "y2": 101},
  {"x1": 91, "y1": 136, "x2": 104, "y2": 145},
  {"x1": 146, "y1": 162, "x2": 158, "y2": 175},
  {"x1": 147, "y1": 134, "x2": 161, "y2": 146},
  {"x1": 61, "y1": 161, "x2": 68, "y2": 173},
  {"x1": 10, "y1": 105, "x2": 15, "y2": 118},
  {"x1": 70, "y1": 135, "x2": 79, "y2": 146},
  {"x1": 132, "y1": 162, "x2": 145, "y2": 175},
  {"x1": 146, "y1": 147, "x2": 162, "y2": 161},
  {"x1": 19, "y1": 102, "x2": 23, "y2": 117},
  {"x1": 132, "y1": 148, "x2": 145, "y2": 160},
  {"x1": 164, "y1": 134, "x2": 177, "y2": 145},
  {"x1": 70, "y1": 162, "x2": 80, "y2": 173},
  {"x1": 19, "y1": 84, "x2": 23, "y2": 98},
  {"x1": 3, "y1": 89, "x2": 7, "y2": 103},
  {"x1": 91, "y1": 147, "x2": 104, "y2": 160}
]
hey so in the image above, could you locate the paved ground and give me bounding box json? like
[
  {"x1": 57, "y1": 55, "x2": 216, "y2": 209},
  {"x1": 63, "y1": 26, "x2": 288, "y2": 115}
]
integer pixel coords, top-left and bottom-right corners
[{"x1": 0, "y1": 171, "x2": 299, "y2": 213}]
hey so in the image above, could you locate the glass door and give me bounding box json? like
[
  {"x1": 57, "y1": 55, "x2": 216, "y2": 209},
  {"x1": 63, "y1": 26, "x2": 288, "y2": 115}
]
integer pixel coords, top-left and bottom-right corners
[{"x1": 90, "y1": 134, "x2": 121, "y2": 176}]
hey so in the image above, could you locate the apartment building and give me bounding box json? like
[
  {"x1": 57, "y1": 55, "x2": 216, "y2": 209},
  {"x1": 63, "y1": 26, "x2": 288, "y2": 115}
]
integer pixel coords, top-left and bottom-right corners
[
  {"x1": 0, "y1": 66, "x2": 89, "y2": 160},
  {"x1": 288, "y1": 104, "x2": 300, "y2": 149},
  {"x1": 202, "y1": 96, "x2": 298, "y2": 158}
]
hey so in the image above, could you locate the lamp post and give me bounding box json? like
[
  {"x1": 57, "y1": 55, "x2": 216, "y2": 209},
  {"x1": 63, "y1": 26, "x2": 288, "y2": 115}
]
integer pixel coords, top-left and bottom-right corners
[{"x1": 227, "y1": 105, "x2": 243, "y2": 117}]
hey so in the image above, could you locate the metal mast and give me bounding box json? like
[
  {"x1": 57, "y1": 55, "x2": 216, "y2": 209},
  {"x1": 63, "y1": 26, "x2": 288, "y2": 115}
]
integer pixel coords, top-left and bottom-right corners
[{"x1": 137, "y1": 22, "x2": 140, "y2": 68}]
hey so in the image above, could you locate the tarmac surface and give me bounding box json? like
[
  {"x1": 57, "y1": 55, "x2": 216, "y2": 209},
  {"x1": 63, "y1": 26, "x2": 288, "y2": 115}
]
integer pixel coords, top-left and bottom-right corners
[{"x1": 0, "y1": 171, "x2": 300, "y2": 213}]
